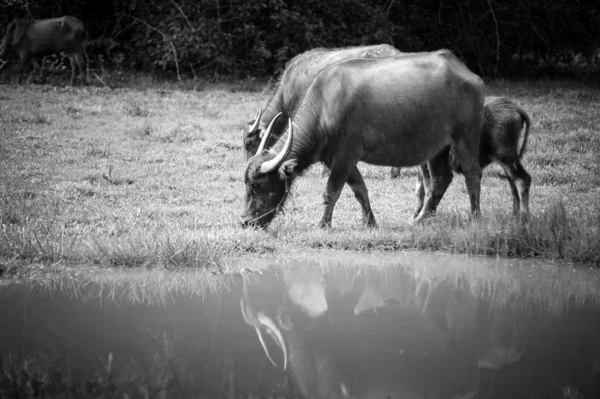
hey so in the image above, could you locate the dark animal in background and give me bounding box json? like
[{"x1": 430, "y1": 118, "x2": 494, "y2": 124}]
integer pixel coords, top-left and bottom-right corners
[
  {"x1": 409, "y1": 96, "x2": 532, "y2": 219},
  {"x1": 0, "y1": 16, "x2": 88, "y2": 86},
  {"x1": 240, "y1": 50, "x2": 485, "y2": 230},
  {"x1": 243, "y1": 44, "x2": 401, "y2": 161}
]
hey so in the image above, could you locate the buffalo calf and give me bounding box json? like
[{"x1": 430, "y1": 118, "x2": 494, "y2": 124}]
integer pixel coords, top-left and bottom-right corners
[{"x1": 411, "y1": 96, "x2": 532, "y2": 219}]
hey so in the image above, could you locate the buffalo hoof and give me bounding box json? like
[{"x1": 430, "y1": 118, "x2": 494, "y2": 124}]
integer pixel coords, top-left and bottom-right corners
[
  {"x1": 318, "y1": 220, "x2": 332, "y2": 229},
  {"x1": 469, "y1": 209, "x2": 482, "y2": 221},
  {"x1": 364, "y1": 215, "x2": 377, "y2": 228},
  {"x1": 514, "y1": 209, "x2": 529, "y2": 223}
]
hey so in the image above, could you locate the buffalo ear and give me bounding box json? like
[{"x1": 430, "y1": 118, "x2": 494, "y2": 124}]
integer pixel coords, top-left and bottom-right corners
[{"x1": 278, "y1": 159, "x2": 297, "y2": 180}]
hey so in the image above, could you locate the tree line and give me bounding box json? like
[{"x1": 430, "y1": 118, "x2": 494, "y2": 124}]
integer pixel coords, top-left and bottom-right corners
[{"x1": 1, "y1": 0, "x2": 598, "y2": 79}]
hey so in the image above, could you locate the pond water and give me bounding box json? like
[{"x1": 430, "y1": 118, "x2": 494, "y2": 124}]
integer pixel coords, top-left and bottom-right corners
[{"x1": 1, "y1": 252, "x2": 599, "y2": 398}]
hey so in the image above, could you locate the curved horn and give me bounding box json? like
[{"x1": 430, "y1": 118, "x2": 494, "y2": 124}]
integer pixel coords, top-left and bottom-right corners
[
  {"x1": 240, "y1": 299, "x2": 282, "y2": 368},
  {"x1": 258, "y1": 312, "x2": 288, "y2": 371},
  {"x1": 240, "y1": 298, "x2": 254, "y2": 325},
  {"x1": 255, "y1": 327, "x2": 278, "y2": 368},
  {"x1": 259, "y1": 119, "x2": 293, "y2": 175},
  {"x1": 248, "y1": 108, "x2": 263, "y2": 134},
  {"x1": 256, "y1": 112, "x2": 283, "y2": 154}
]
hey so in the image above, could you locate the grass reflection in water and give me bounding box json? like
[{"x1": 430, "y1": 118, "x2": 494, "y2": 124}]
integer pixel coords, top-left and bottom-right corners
[{"x1": 1, "y1": 252, "x2": 599, "y2": 398}]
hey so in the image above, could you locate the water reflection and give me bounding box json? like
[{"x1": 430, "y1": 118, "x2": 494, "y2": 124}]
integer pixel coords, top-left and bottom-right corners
[{"x1": 1, "y1": 253, "x2": 599, "y2": 398}]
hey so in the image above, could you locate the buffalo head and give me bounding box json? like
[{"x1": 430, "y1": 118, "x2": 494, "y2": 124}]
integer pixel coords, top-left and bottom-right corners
[{"x1": 240, "y1": 112, "x2": 296, "y2": 229}]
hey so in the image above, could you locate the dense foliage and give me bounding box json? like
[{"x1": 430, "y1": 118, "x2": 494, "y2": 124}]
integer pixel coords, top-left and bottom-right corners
[{"x1": 1, "y1": 0, "x2": 599, "y2": 79}]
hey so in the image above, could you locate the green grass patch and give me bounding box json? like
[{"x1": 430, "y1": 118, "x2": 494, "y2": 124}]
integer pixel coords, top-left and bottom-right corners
[
  {"x1": 0, "y1": 79, "x2": 599, "y2": 273},
  {"x1": 286, "y1": 203, "x2": 599, "y2": 265}
]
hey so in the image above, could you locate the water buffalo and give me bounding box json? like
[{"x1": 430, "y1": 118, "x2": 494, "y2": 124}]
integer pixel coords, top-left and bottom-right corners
[
  {"x1": 410, "y1": 96, "x2": 532, "y2": 219},
  {"x1": 240, "y1": 50, "x2": 485, "y2": 229},
  {"x1": 244, "y1": 44, "x2": 401, "y2": 161},
  {"x1": 0, "y1": 16, "x2": 88, "y2": 86}
]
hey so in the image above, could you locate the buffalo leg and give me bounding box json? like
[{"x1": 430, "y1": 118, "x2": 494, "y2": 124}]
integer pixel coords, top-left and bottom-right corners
[
  {"x1": 504, "y1": 167, "x2": 520, "y2": 216},
  {"x1": 319, "y1": 165, "x2": 354, "y2": 229},
  {"x1": 17, "y1": 52, "x2": 31, "y2": 84},
  {"x1": 453, "y1": 136, "x2": 483, "y2": 219},
  {"x1": 31, "y1": 58, "x2": 44, "y2": 84},
  {"x1": 500, "y1": 160, "x2": 531, "y2": 219},
  {"x1": 73, "y1": 50, "x2": 88, "y2": 85},
  {"x1": 413, "y1": 147, "x2": 453, "y2": 223},
  {"x1": 413, "y1": 165, "x2": 427, "y2": 219},
  {"x1": 426, "y1": 149, "x2": 454, "y2": 213},
  {"x1": 514, "y1": 160, "x2": 531, "y2": 218},
  {"x1": 346, "y1": 166, "x2": 377, "y2": 227},
  {"x1": 68, "y1": 55, "x2": 78, "y2": 86},
  {"x1": 414, "y1": 163, "x2": 433, "y2": 222},
  {"x1": 390, "y1": 166, "x2": 402, "y2": 179}
]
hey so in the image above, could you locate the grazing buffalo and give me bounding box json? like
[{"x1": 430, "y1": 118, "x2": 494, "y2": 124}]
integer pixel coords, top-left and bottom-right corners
[
  {"x1": 0, "y1": 16, "x2": 88, "y2": 86},
  {"x1": 409, "y1": 96, "x2": 532, "y2": 219},
  {"x1": 240, "y1": 50, "x2": 485, "y2": 229},
  {"x1": 244, "y1": 44, "x2": 401, "y2": 161}
]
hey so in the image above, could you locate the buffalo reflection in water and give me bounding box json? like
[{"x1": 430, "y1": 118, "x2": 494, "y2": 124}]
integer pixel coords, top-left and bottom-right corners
[{"x1": 240, "y1": 265, "x2": 525, "y2": 399}]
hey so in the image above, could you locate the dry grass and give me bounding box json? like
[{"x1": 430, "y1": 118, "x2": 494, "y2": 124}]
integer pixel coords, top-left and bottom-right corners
[{"x1": 0, "y1": 77, "x2": 599, "y2": 272}]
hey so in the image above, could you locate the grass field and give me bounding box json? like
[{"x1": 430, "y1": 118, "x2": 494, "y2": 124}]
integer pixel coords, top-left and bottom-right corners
[{"x1": 1, "y1": 75, "x2": 599, "y2": 273}]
